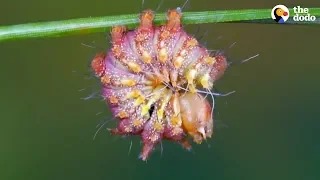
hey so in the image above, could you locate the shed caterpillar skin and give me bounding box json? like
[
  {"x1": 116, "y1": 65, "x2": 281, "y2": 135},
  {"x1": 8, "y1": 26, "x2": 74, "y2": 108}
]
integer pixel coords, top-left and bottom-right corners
[{"x1": 91, "y1": 8, "x2": 228, "y2": 161}]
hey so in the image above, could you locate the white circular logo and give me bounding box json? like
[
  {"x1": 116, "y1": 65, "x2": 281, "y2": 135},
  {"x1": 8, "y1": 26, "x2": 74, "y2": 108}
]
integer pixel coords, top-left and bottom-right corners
[{"x1": 271, "y1": 5, "x2": 289, "y2": 23}]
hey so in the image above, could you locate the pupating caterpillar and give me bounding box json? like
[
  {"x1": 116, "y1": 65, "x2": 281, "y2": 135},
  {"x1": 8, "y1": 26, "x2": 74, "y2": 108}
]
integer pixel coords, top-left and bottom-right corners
[{"x1": 91, "y1": 7, "x2": 230, "y2": 161}]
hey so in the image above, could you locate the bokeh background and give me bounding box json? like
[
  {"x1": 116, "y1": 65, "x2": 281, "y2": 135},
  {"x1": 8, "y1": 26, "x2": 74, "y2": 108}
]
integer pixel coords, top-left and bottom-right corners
[{"x1": 1, "y1": 0, "x2": 320, "y2": 179}]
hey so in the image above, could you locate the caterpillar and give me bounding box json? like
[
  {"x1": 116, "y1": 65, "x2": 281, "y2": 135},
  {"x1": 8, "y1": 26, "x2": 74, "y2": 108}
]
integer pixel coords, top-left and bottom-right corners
[{"x1": 91, "y1": 7, "x2": 229, "y2": 161}]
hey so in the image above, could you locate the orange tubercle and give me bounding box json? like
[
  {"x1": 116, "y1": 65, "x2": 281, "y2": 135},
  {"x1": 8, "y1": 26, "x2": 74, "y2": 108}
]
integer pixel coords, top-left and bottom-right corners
[
  {"x1": 91, "y1": 52, "x2": 106, "y2": 77},
  {"x1": 111, "y1": 26, "x2": 126, "y2": 44},
  {"x1": 166, "y1": 9, "x2": 182, "y2": 31},
  {"x1": 139, "y1": 9, "x2": 155, "y2": 32}
]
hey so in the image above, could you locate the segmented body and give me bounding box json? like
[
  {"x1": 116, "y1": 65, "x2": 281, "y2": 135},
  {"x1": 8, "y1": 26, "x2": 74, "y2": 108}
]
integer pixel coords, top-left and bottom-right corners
[{"x1": 91, "y1": 8, "x2": 228, "y2": 161}]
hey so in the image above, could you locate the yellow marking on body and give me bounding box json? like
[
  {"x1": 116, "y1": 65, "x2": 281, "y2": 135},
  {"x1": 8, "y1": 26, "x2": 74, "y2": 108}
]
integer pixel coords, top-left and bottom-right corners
[
  {"x1": 141, "y1": 85, "x2": 165, "y2": 116},
  {"x1": 141, "y1": 104, "x2": 150, "y2": 116},
  {"x1": 132, "y1": 118, "x2": 142, "y2": 127},
  {"x1": 118, "y1": 111, "x2": 128, "y2": 118},
  {"x1": 173, "y1": 56, "x2": 184, "y2": 69},
  {"x1": 172, "y1": 93, "x2": 180, "y2": 116},
  {"x1": 171, "y1": 115, "x2": 181, "y2": 126},
  {"x1": 134, "y1": 96, "x2": 145, "y2": 106},
  {"x1": 143, "y1": 80, "x2": 154, "y2": 86},
  {"x1": 189, "y1": 84, "x2": 197, "y2": 93},
  {"x1": 157, "y1": 110, "x2": 164, "y2": 120},
  {"x1": 109, "y1": 96, "x2": 119, "y2": 104},
  {"x1": 126, "y1": 90, "x2": 141, "y2": 99},
  {"x1": 100, "y1": 75, "x2": 110, "y2": 84},
  {"x1": 159, "y1": 48, "x2": 168, "y2": 63},
  {"x1": 153, "y1": 121, "x2": 164, "y2": 131},
  {"x1": 205, "y1": 56, "x2": 216, "y2": 65},
  {"x1": 127, "y1": 62, "x2": 141, "y2": 73},
  {"x1": 120, "y1": 79, "x2": 136, "y2": 87},
  {"x1": 186, "y1": 69, "x2": 197, "y2": 84},
  {"x1": 200, "y1": 73, "x2": 210, "y2": 89},
  {"x1": 157, "y1": 90, "x2": 172, "y2": 119},
  {"x1": 142, "y1": 51, "x2": 152, "y2": 63},
  {"x1": 186, "y1": 38, "x2": 198, "y2": 47}
]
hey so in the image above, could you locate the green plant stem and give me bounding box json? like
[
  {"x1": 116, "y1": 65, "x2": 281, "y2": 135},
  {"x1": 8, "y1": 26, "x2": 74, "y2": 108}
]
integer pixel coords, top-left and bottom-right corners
[{"x1": 1, "y1": 8, "x2": 320, "y2": 42}]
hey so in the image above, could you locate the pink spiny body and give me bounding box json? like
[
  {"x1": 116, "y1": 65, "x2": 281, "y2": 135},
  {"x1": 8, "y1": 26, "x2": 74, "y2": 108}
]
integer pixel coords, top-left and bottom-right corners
[{"x1": 91, "y1": 8, "x2": 228, "y2": 161}]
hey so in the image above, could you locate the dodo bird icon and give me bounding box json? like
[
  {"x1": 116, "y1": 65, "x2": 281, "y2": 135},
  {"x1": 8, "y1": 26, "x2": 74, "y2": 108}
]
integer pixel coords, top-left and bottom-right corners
[{"x1": 272, "y1": 5, "x2": 289, "y2": 23}]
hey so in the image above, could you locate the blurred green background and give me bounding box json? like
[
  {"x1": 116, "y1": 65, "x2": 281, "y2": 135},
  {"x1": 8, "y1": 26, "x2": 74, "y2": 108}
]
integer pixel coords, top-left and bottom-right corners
[{"x1": 1, "y1": 0, "x2": 320, "y2": 179}]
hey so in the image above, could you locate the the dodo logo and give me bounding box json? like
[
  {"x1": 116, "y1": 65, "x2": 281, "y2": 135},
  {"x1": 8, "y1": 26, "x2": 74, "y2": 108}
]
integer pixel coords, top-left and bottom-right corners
[{"x1": 271, "y1": 5, "x2": 289, "y2": 23}]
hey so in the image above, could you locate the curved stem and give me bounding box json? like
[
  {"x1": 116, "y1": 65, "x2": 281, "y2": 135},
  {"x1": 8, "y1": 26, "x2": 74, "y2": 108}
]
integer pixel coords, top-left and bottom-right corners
[{"x1": 1, "y1": 8, "x2": 320, "y2": 42}]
